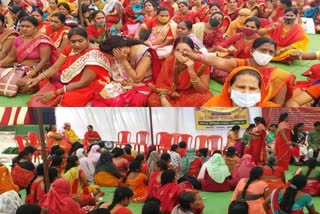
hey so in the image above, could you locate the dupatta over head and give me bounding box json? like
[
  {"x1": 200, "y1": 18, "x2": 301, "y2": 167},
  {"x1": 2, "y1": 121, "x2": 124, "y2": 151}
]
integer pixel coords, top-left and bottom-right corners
[{"x1": 203, "y1": 66, "x2": 274, "y2": 107}]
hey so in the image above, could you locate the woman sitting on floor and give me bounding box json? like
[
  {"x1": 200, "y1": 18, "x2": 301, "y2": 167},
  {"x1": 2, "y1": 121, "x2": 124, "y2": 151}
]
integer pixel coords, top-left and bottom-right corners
[
  {"x1": 27, "y1": 27, "x2": 112, "y2": 107},
  {"x1": 88, "y1": 144, "x2": 101, "y2": 167},
  {"x1": 263, "y1": 174, "x2": 318, "y2": 214},
  {"x1": 36, "y1": 167, "x2": 59, "y2": 203},
  {"x1": 0, "y1": 15, "x2": 58, "y2": 94},
  {"x1": 38, "y1": 178, "x2": 86, "y2": 214},
  {"x1": 98, "y1": 35, "x2": 161, "y2": 107},
  {"x1": 179, "y1": 148, "x2": 202, "y2": 179},
  {"x1": 0, "y1": 14, "x2": 18, "y2": 61},
  {"x1": 147, "y1": 160, "x2": 168, "y2": 198},
  {"x1": 224, "y1": 146, "x2": 240, "y2": 174},
  {"x1": 0, "y1": 163, "x2": 19, "y2": 194},
  {"x1": 147, "y1": 151, "x2": 160, "y2": 176},
  {"x1": 156, "y1": 169, "x2": 185, "y2": 214},
  {"x1": 135, "y1": 7, "x2": 177, "y2": 59},
  {"x1": 261, "y1": 7, "x2": 309, "y2": 64},
  {"x1": 98, "y1": 186, "x2": 134, "y2": 214},
  {"x1": 231, "y1": 167, "x2": 269, "y2": 214},
  {"x1": 76, "y1": 148, "x2": 95, "y2": 182},
  {"x1": 171, "y1": 191, "x2": 203, "y2": 214},
  {"x1": 25, "y1": 164, "x2": 44, "y2": 204},
  {"x1": 183, "y1": 37, "x2": 295, "y2": 106},
  {"x1": 11, "y1": 146, "x2": 36, "y2": 189},
  {"x1": 203, "y1": 66, "x2": 279, "y2": 107},
  {"x1": 112, "y1": 147, "x2": 129, "y2": 175},
  {"x1": 295, "y1": 158, "x2": 320, "y2": 196},
  {"x1": 125, "y1": 160, "x2": 148, "y2": 203},
  {"x1": 198, "y1": 153, "x2": 231, "y2": 192},
  {"x1": 94, "y1": 150, "x2": 123, "y2": 187},
  {"x1": 148, "y1": 37, "x2": 213, "y2": 107},
  {"x1": 46, "y1": 13, "x2": 70, "y2": 51},
  {"x1": 229, "y1": 154, "x2": 256, "y2": 188},
  {"x1": 62, "y1": 156, "x2": 98, "y2": 206},
  {"x1": 261, "y1": 155, "x2": 285, "y2": 196}
]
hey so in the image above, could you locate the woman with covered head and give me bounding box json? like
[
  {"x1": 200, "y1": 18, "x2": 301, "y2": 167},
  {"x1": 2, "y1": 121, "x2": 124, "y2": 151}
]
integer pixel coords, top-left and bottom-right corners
[
  {"x1": 231, "y1": 167, "x2": 269, "y2": 214},
  {"x1": 179, "y1": 148, "x2": 202, "y2": 178},
  {"x1": 198, "y1": 153, "x2": 231, "y2": 192},
  {"x1": 88, "y1": 144, "x2": 101, "y2": 166},
  {"x1": 147, "y1": 150, "x2": 160, "y2": 175},
  {"x1": 135, "y1": 6, "x2": 177, "y2": 59},
  {"x1": 0, "y1": 13, "x2": 18, "y2": 60},
  {"x1": 229, "y1": 154, "x2": 256, "y2": 187},
  {"x1": 148, "y1": 37, "x2": 213, "y2": 107},
  {"x1": 184, "y1": 36, "x2": 295, "y2": 106},
  {"x1": 204, "y1": 66, "x2": 278, "y2": 107},
  {"x1": 263, "y1": 174, "x2": 318, "y2": 214},
  {"x1": 97, "y1": 35, "x2": 161, "y2": 107},
  {"x1": 38, "y1": 178, "x2": 85, "y2": 214},
  {"x1": 76, "y1": 148, "x2": 95, "y2": 182},
  {"x1": 225, "y1": 8, "x2": 251, "y2": 37},
  {"x1": 94, "y1": 150, "x2": 123, "y2": 186}
]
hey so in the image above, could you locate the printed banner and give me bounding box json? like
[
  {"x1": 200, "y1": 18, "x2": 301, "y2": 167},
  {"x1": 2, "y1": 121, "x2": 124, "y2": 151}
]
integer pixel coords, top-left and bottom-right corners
[{"x1": 195, "y1": 107, "x2": 249, "y2": 130}]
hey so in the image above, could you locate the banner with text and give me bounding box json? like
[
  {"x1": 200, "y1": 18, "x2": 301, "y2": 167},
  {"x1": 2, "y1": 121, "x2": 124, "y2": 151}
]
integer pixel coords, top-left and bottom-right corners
[{"x1": 195, "y1": 108, "x2": 249, "y2": 130}]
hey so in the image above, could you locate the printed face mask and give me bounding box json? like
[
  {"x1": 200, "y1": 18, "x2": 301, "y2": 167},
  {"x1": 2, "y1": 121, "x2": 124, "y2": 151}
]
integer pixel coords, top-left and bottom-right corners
[{"x1": 230, "y1": 89, "x2": 261, "y2": 107}]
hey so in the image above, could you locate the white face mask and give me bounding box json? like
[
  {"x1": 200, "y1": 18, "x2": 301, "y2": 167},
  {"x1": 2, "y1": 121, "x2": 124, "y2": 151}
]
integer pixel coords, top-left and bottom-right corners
[
  {"x1": 252, "y1": 50, "x2": 273, "y2": 66},
  {"x1": 230, "y1": 89, "x2": 261, "y2": 107}
]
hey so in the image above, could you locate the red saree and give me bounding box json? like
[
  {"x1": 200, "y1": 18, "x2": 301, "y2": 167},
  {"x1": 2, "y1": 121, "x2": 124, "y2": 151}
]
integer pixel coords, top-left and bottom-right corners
[
  {"x1": 148, "y1": 55, "x2": 213, "y2": 107},
  {"x1": 58, "y1": 46, "x2": 111, "y2": 106},
  {"x1": 86, "y1": 25, "x2": 107, "y2": 44},
  {"x1": 173, "y1": 11, "x2": 198, "y2": 24},
  {"x1": 268, "y1": 188, "x2": 304, "y2": 214},
  {"x1": 155, "y1": 183, "x2": 184, "y2": 214},
  {"x1": 268, "y1": 23, "x2": 306, "y2": 47},
  {"x1": 47, "y1": 26, "x2": 71, "y2": 49},
  {"x1": 147, "y1": 171, "x2": 161, "y2": 198},
  {"x1": 249, "y1": 124, "x2": 267, "y2": 164},
  {"x1": 274, "y1": 122, "x2": 291, "y2": 170},
  {"x1": 195, "y1": 5, "x2": 209, "y2": 22}
]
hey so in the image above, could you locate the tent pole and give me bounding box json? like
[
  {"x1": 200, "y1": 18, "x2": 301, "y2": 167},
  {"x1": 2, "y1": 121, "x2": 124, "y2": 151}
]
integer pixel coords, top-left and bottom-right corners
[
  {"x1": 37, "y1": 108, "x2": 50, "y2": 193},
  {"x1": 149, "y1": 107, "x2": 154, "y2": 145}
]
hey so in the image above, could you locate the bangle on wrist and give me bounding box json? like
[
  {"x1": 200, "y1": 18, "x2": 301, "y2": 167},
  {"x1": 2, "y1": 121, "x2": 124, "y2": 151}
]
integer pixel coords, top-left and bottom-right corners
[
  {"x1": 63, "y1": 85, "x2": 67, "y2": 94},
  {"x1": 191, "y1": 78, "x2": 200, "y2": 85},
  {"x1": 27, "y1": 70, "x2": 37, "y2": 77}
]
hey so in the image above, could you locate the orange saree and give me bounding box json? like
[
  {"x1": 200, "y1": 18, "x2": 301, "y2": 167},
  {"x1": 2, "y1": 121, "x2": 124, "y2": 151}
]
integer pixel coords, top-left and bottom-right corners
[
  {"x1": 125, "y1": 173, "x2": 148, "y2": 202},
  {"x1": 0, "y1": 165, "x2": 19, "y2": 194},
  {"x1": 148, "y1": 55, "x2": 213, "y2": 106},
  {"x1": 238, "y1": 59, "x2": 295, "y2": 102},
  {"x1": 203, "y1": 66, "x2": 279, "y2": 107}
]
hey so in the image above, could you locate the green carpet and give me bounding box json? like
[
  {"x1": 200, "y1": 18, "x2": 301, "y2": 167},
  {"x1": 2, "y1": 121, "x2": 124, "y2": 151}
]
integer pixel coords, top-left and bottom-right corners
[
  {"x1": 16, "y1": 164, "x2": 320, "y2": 213},
  {"x1": 1, "y1": 34, "x2": 320, "y2": 107}
]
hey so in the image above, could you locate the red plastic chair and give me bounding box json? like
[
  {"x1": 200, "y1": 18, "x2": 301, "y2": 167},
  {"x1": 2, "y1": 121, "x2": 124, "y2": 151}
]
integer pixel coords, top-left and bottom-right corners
[
  {"x1": 207, "y1": 135, "x2": 223, "y2": 153},
  {"x1": 171, "y1": 133, "x2": 182, "y2": 145},
  {"x1": 27, "y1": 131, "x2": 42, "y2": 163},
  {"x1": 194, "y1": 135, "x2": 209, "y2": 150},
  {"x1": 158, "y1": 133, "x2": 174, "y2": 153},
  {"x1": 155, "y1": 132, "x2": 169, "y2": 147},
  {"x1": 134, "y1": 131, "x2": 149, "y2": 154},
  {"x1": 116, "y1": 131, "x2": 131, "y2": 148},
  {"x1": 179, "y1": 134, "x2": 193, "y2": 148},
  {"x1": 14, "y1": 135, "x2": 29, "y2": 152}
]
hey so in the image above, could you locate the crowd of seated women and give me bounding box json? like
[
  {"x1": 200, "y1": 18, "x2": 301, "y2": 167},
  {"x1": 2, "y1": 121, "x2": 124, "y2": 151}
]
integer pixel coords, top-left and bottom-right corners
[
  {"x1": 0, "y1": 0, "x2": 318, "y2": 107},
  {"x1": 2, "y1": 115, "x2": 320, "y2": 213}
]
